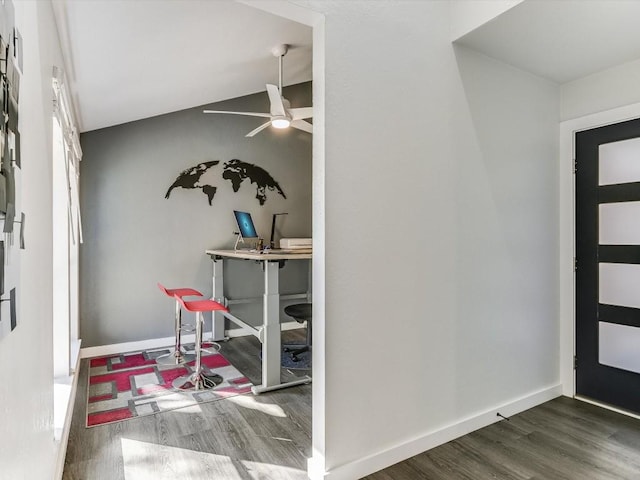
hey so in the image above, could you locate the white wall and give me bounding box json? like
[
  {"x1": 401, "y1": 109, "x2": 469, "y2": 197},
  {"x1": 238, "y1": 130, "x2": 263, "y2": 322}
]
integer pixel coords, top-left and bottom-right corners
[
  {"x1": 0, "y1": 1, "x2": 62, "y2": 478},
  {"x1": 287, "y1": 1, "x2": 560, "y2": 478},
  {"x1": 449, "y1": 0, "x2": 524, "y2": 40},
  {"x1": 453, "y1": 45, "x2": 560, "y2": 407},
  {"x1": 561, "y1": 57, "x2": 640, "y2": 121}
]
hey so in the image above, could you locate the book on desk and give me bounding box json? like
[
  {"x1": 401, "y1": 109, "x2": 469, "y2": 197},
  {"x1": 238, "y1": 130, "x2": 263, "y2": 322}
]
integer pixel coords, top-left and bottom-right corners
[{"x1": 236, "y1": 248, "x2": 312, "y2": 255}]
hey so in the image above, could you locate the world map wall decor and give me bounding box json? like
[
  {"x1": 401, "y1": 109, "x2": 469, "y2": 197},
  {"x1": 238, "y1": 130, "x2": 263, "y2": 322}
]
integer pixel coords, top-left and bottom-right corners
[
  {"x1": 165, "y1": 159, "x2": 286, "y2": 206},
  {"x1": 0, "y1": 0, "x2": 23, "y2": 343}
]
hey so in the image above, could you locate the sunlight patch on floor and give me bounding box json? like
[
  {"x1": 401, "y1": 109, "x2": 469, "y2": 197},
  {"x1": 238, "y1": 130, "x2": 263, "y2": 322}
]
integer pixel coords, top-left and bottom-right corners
[
  {"x1": 149, "y1": 394, "x2": 203, "y2": 414},
  {"x1": 225, "y1": 393, "x2": 288, "y2": 417},
  {"x1": 121, "y1": 438, "x2": 306, "y2": 479}
]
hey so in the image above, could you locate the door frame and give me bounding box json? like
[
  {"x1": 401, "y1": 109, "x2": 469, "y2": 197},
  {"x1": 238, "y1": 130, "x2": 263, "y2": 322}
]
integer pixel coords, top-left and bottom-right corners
[{"x1": 560, "y1": 101, "x2": 640, "y2": 402}]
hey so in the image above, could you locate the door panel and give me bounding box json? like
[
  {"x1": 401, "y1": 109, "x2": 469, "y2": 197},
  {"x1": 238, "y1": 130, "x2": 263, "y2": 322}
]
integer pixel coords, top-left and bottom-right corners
[
  {"x1": 599, "y1": 322, "x2": 640, "y2": 374},
  {"x1": 575, "y1": 117, "x2": 640, "y2": 414},
  {"x1": 599, "y1": 137, "x2": 640, "y2": 186},
  {"x1": 599, "y1": 263, "x2": 640, "y2": 309},
  {"x1": 599, "y1": 202, "x2": 640, "y2": 245}
]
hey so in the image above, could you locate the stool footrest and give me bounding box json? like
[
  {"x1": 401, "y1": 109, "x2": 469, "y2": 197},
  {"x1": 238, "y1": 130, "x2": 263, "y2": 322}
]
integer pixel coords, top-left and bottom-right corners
[{"x1": 201, "y1": 342, "x2": 221, "y2": 355}]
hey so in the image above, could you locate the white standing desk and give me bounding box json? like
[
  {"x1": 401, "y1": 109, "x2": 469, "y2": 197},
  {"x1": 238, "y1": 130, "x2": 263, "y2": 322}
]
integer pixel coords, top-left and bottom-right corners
[{"x1": 205, "y1": 249, "x2": 312, "y2": 394}]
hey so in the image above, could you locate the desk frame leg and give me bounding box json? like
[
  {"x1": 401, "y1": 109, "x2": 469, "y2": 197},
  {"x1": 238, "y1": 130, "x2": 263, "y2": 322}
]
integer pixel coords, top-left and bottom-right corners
[
  {"x1": 211, "y1": 257, "x2": 227, "y2": 342},
  {"x1": 251, "y1": 260, "x2": 312, "y2": 394},
  {"x1": 260, "y1": 261, "x2": 281, "y2": 389}
]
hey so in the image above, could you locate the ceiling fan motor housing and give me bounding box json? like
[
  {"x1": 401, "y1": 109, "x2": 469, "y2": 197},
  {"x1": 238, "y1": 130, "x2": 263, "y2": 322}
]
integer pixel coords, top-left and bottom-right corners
[
  {"x1": 272, "y1": 98, "x2": 291, "y2": 117},
  {"x1": 271, "y1": 44, "x2": 289, "y2": 57}
]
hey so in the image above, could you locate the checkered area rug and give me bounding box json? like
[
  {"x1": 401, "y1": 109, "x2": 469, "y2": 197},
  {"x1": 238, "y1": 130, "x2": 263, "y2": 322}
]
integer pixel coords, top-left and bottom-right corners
[{"x1": 86, "y1": 344, "x2": 252, "y2": 427}]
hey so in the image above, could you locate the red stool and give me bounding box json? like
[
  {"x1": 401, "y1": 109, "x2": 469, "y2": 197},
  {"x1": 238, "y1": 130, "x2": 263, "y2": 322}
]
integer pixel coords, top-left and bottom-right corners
[
  {"x1": 172, "y1": 295, "x2": 229, "y2": 390},
  {"x1": 157, "y1": 283, "x2": 203, "y2": 366}
]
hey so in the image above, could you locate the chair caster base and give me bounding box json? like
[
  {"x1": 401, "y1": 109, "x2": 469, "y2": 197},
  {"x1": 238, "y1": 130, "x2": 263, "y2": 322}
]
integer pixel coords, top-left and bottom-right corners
[
  {"x1": 156, "y1": 351, "x2": 196, "y2": 366},
  {"x1": 283, "y1": 345, "x2": 310, "y2": 362}
]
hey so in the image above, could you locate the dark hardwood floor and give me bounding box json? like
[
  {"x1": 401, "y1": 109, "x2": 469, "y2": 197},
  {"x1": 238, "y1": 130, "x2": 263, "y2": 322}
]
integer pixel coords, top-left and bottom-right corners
[
  {"x1": 63, "y1": 330, "x2": 312, "y2": 480},
  {"x1": 364, "y1": 396, "x2": 640, "y2": 480},
  {"x1": 64, "y1": 334, "x2": 640, "y2": 480}
]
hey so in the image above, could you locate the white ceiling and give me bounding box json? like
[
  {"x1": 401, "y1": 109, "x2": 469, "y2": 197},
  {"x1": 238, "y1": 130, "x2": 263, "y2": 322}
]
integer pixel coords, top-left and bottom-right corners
[
  {"x1": 456, "y1": 0, "x2": 640, "y2": 85},
  {"x1": 56, "y1": 1, "x2": 640, "y2": 132},
  {"x1": 53, "y1": 0, "x2": 312, "y2": 132}
]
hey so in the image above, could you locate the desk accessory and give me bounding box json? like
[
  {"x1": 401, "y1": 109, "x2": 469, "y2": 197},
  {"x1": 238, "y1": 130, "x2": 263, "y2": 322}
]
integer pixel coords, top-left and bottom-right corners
[
  {"x1": 269, "y1": 212, "x2": 288, "y2": 249},
  {"x1": 280, "y1": 238, "x2": 312, "y2": 250},
  {"x1": 233, "y1": 210, "x2": 258, "y2": 251}
]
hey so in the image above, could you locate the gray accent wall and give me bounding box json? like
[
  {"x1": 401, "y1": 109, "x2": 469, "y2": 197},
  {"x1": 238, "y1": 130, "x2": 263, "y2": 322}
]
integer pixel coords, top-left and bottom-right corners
[{"x1": 80, "y1": 82, "x2": 311, "y2": 348}]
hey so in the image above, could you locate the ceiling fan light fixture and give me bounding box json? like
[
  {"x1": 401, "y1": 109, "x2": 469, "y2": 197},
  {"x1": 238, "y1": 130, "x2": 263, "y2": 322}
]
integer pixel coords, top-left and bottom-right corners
[
  {"x1": 271, "y1": 117, "x2": 290, "y2": 129},
  {"x1": 203, "y1": 44, "x2": 312, "y2": 137}
]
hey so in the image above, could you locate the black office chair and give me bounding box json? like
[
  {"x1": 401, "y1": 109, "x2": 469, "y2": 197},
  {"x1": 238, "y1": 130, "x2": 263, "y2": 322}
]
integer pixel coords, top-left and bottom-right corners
[{"x1": 283, "y1": 303, "x2": 312, "y2": 362}]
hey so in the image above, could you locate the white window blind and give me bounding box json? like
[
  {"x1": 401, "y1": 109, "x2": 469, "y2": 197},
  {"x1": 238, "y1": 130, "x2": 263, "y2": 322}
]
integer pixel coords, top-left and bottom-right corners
[{"x1": 52, "y1": 66, "x2": 82, "y2": 244}]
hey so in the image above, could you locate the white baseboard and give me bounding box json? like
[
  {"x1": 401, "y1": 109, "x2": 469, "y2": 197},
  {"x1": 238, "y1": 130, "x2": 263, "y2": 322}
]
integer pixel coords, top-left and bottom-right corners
[
  {"x1": 80, "y1": 321, "x2": 304, "y2": 358},
  {"x1": 308, "y1": 384, "x2": 562, "y2": 480},
  {"x1": 81, "y1": 334, "x2": 179, "y2": 358}
]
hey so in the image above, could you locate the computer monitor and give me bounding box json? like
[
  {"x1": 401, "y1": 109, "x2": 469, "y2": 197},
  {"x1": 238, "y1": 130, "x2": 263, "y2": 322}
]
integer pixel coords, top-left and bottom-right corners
[{"x1": 233, "y1": 210, "x2": 258, "y2": 247}]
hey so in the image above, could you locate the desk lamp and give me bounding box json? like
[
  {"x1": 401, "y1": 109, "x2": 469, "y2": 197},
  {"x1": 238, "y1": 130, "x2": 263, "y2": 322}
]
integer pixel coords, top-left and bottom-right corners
[{"x1": 270, "y1": 212, "x2": 288, "y2": 249}]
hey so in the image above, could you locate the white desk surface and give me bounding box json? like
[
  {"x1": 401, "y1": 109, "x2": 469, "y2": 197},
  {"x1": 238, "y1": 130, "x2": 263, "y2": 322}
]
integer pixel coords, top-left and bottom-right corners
[{"x1": 206, "y1": 249, "x2": 312, "y2": 261}]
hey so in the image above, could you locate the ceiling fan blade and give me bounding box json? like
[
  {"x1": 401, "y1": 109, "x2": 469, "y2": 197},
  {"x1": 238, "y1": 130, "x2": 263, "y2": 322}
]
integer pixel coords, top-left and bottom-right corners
[
  {"x1": 291, "y1": 119, "x2": 312, "y2": 134},
  {"x1": 289, "y1": 107, "x2": 313, "y2": 120},
  {"x1": 203, "y1": 110, "x2": 271, "y2": 118},
  {"x1": 266, "y1": 84, "x2": 286, "y2": 117},
  {"x1": 245, "y1": 121, "x2": 272, "y2": 137}
]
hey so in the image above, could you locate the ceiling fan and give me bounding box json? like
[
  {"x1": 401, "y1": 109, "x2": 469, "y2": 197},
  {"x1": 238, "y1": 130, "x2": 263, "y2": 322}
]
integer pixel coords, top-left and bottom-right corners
[{"x1": 203, "y1": 44, "x2": 312, "y2": 137}]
